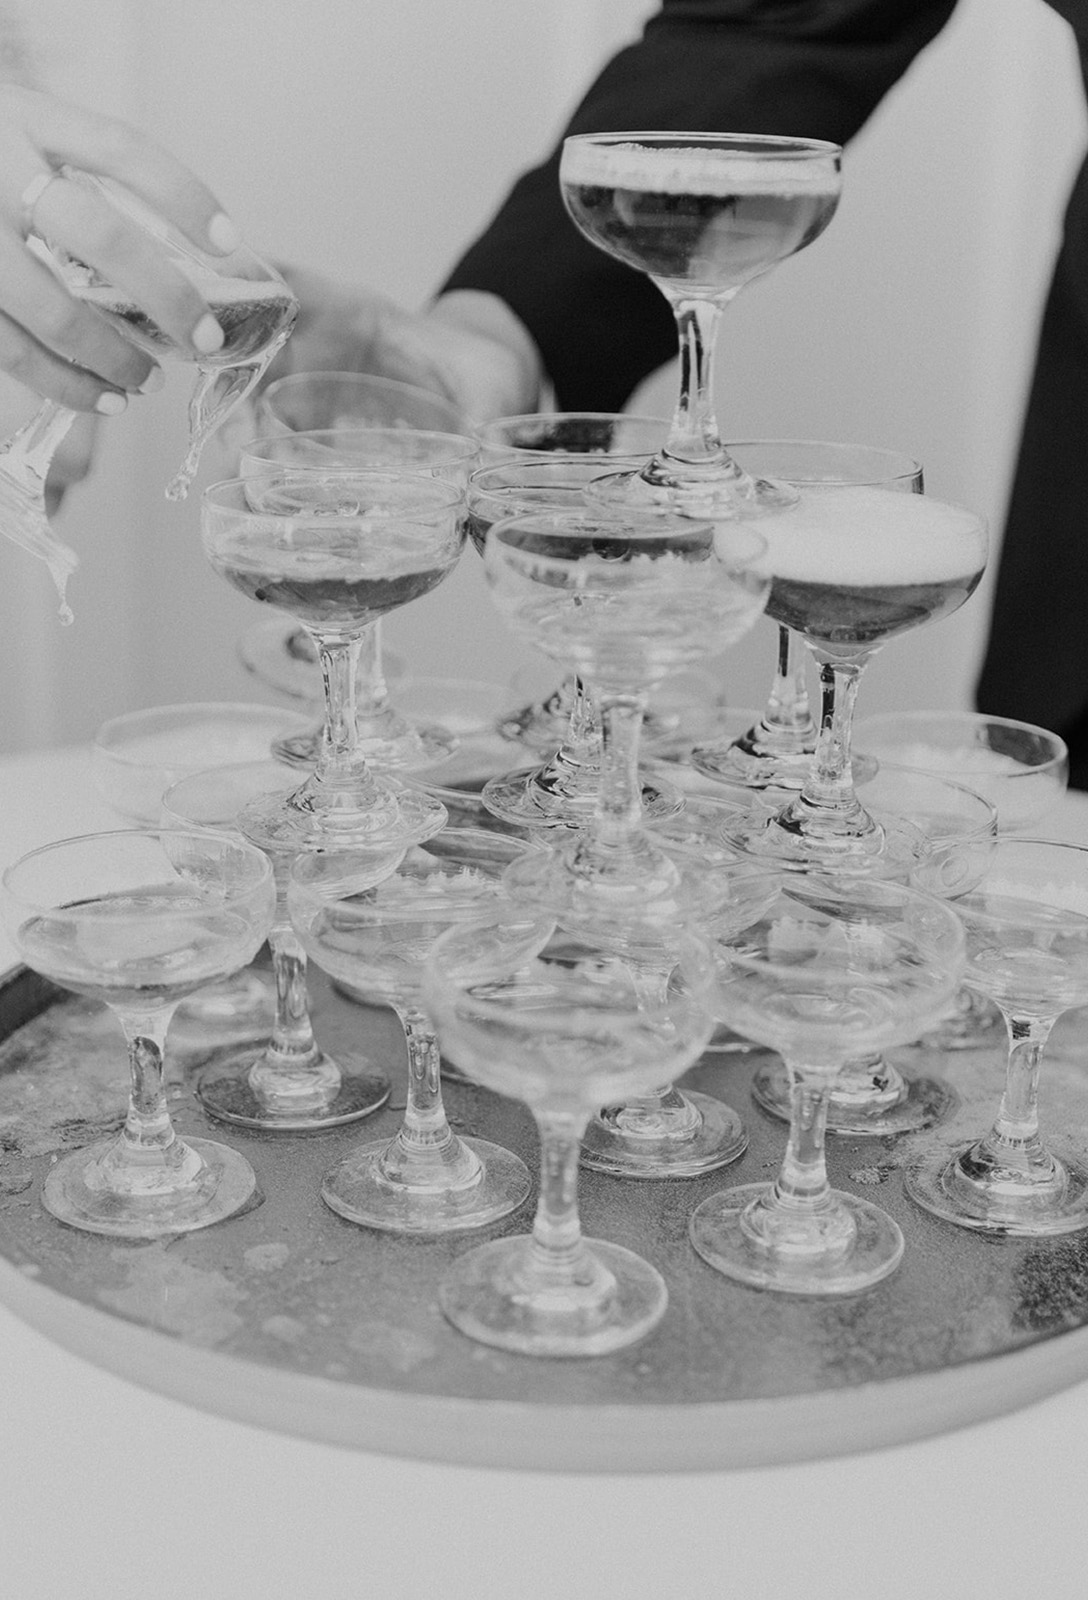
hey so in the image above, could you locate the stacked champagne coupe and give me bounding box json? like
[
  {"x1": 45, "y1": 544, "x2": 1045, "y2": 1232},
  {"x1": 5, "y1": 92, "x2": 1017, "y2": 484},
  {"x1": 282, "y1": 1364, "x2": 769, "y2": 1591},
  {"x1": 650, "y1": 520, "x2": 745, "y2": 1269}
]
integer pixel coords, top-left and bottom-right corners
[{"x1": 9, "y1": 129, "x2": 1088, "y2": 1386}]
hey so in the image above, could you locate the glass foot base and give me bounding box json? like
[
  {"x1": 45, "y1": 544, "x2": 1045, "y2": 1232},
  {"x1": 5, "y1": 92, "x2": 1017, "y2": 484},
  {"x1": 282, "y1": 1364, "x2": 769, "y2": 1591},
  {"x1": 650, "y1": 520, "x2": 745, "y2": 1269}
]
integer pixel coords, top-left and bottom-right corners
[
  {"x1": 481, "y1": 764, "x2": 682, "y2": 831},
  {"x1": 587, "y1": 462, "x2": 798, "y2": 519},
  {"x1": 750, "y1": 1058, "x2": 958, "y2": 1138},
  {"x1": 723, "y1": 804, "x2": 926, "y2": 879},
  {"x1": 689, "y1": 1182, "x2": 904, "y2": 1295},
  {"x1": 239, "y1": 777, "x2": 446, "y2": 854},
  {"x1": 42, "y1": 1134, "x2": 258, "y2": 1239},
  {"x1": 195, "y1": 1046, "x2": 390, "y2": 1131},
  {"x1": 439, "y1": 1234, "x2": 668, "y2": 1356},
  {"x1": 702, "y1": 1021, "x2": 760, "y2": 1055},
  {"x1": 272, "y1": 720, "x2": 457, "y2": 773},
  {"x1": 580, "y1": 1090, "x2": 747, "y2": 1178},
  {"x1": 692, "y1": 733, "x2": 815, "y2": 792},
  {"x1": 904, "y1": 1145, "x2": 1088, "y2": 1237},
  {"x1": 321, "y1": 1135, "x2": 530, "y2": 1234}
]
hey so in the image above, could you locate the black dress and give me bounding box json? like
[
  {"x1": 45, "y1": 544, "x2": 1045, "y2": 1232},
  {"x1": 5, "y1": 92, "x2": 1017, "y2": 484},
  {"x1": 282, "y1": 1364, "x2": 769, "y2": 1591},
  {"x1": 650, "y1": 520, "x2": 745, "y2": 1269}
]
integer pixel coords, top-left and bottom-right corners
[{"x1": 442, "y1": 0, "x2": 1088, "y2": 781}]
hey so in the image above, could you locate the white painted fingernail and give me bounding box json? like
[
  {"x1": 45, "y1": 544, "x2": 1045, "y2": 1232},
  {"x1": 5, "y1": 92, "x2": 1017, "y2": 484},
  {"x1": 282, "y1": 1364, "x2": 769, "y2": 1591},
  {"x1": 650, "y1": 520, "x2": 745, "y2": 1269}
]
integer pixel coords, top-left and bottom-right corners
[
  {"x1": 192, "y1": 312, "x2": 225, "y2": 355},
  {"x1": 207, "y1": 211, "x2": 242, "y2": 254},
  {"x1": 136, "y1": 365, "x2": 165, "y2": 395},
  {"x1": 95, "y1": 390, "x2": 128, "y2": 416}
]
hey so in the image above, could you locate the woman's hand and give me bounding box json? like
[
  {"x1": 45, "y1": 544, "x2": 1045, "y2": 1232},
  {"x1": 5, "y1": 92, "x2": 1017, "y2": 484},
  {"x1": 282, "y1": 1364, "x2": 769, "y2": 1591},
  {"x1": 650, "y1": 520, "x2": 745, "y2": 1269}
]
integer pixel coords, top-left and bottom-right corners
[{"x1": 0, "y1": 86, "x2": 242, "y2": 413}]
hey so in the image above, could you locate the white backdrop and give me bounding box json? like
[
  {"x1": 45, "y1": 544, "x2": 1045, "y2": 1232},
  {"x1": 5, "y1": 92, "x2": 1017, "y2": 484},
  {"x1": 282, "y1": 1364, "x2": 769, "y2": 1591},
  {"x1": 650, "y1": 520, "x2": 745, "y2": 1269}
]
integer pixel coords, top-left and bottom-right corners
[{"x1": 0, "y1": 0, "x2": 1084, "y2": 751}]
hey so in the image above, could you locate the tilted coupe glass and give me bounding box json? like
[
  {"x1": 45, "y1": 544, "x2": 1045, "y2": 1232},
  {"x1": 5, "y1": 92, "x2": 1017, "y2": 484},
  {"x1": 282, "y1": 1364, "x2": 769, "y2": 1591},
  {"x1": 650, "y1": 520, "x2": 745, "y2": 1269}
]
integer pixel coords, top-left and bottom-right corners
[
  {"x1": 0, "y1": 171, "x2": 297, "y2": 620},
  {"x1": 0, "y1": 828, "x2": 275, "y2": 1237},
  {"x1": 559, "y1": 131, "x2": 841, "y2": 516}
]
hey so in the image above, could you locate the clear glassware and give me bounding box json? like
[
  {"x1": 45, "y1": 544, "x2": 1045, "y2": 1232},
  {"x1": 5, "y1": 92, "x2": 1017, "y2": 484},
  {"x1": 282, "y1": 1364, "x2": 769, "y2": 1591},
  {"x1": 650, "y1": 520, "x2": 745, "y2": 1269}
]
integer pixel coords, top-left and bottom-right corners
[
  {"x1": 855, "y1": 710, "x2": 1070, "y2": 1051},
  {"x1": 91, "y1": 700, "x2": 312, "y2": 1048},
  {"x1": 236, "y1": 614, "x2": 408, "y2": 711},
  {"x1": 691, "y1": 874, "x2": 964, "y2": 1294},
  {"x1": 467, "y1": 457, "x2": 685, "y2": 830},
  {"x1": 201, "y1": 469, "x2": 464, "y2": 852},
  {"x1": 253, "y1": 369, "x2": 464, "y2": 437},
  {"x1": 423, "y1": 909, "x2": 716, "y2": 1354},
  {"x1": 747, "y1": 765, "x2": 996, "y2": 1137},
  {"x1": 474, "y1": 412, "x2": 671, "y2": 752},
  {"x1": 244, "y1": 370, "x2": 465, "y2": 768},
  {"x1": 288, "y1": 831, "x2": 540, "y2": 1233},
  {"x1": 486, "y1": 507, "x2": 769, "y2": 932},
  {"x1": 905, "y1": 839, "x2": 1088, "y2": 1236},
  {"x1": 163, "y1": 760, "x2": 400, "y2": 1130},
  {"x1": 721, "y1": 486, "x2": 988, "y2": 876},
  {"x1": 691, "y1": 442, "x2": 923, "y2": 790},
  {"x1": 853, "y1": 710, "x2": 1069, "y2": 835},
  {"x1": 238, "y1": 425, "x2": 478, "y2": 771},
  {"x1": 579, "y1": 795, "x2": 780, "y2": 1179},
  {"x1": 559, "y1": 132, "x2": 841, "y2": 517},
  {"x1": 0, "y1": 828, "x2": 275, "y2": 1237},
  {"x1": 2, "y1": 173, "x2": 297, "y2": 621}
]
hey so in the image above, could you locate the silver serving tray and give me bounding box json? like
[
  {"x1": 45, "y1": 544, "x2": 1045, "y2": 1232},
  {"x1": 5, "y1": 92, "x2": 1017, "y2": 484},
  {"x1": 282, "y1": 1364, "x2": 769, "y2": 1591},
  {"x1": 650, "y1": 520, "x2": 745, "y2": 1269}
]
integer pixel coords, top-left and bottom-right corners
[{"x1": 1, "y1": 961, "x2": 1087, "y2": 1473}]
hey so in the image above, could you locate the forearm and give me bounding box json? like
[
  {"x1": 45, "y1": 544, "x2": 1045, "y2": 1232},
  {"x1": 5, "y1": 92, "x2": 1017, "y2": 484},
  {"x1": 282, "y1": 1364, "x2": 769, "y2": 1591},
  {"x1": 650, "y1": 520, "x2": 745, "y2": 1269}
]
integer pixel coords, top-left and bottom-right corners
[{"x1": 442, "y1": 0, "x2": 959, "y2": 409}]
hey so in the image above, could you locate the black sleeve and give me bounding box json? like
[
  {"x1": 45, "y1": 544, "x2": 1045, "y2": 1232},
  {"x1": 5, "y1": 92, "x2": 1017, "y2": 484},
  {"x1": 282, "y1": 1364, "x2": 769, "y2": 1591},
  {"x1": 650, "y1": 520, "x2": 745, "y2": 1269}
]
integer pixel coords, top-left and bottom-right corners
[{"x1": 441, "y1": 0, "x2": 959, "y2": 409}]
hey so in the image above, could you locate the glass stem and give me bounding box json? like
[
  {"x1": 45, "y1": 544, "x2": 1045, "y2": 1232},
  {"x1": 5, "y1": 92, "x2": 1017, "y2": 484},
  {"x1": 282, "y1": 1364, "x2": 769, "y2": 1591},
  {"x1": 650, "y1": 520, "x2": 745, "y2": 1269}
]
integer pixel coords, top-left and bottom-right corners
[
  {"x1": 762, "y1": 627, "x2": 815, "y2": 741},
  {"x1": 592, "y1": 692, "x2": 647, "y2": 846},
  {"x1": 395, "y1": 1005, "x2": 457, "y2": 1156},
  {"x1": 982, "y1": 1014, "x2": 1054, "y2": 1166},
  {"x1": 788, "y1": 657, "x2": 871, "y2": 834},
  {"x1": 116, "y1": 1005, "x2": 177, "y2": 1155},
  {"x1": 529, "y1": 1109, "x2": 591, "y2": 1282},
  {"x1": 773, "y1": 1064, "x2": 834, "y2": 1214},
  {"x1": 354, "y1": 621, "x2": 390, "y2": 724},
  {"x1": 267, "y1": 922, "x2": 321, "y2": 1066},
  {"x1": 313, "y1": 632, "x2": 368, "y2": 791},
  {"x1": 663, "y1": 295, "x2": 732, "y2": 465}
]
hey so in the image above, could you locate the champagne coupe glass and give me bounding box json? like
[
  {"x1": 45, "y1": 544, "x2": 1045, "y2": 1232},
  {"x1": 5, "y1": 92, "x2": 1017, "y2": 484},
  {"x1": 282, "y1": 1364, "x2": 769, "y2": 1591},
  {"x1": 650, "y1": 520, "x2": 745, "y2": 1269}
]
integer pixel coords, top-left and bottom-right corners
[
  {"x1": 0, "y1": 828, "x2": 275, "y2": 1236},
  {"x1": 558, "y1": 132, "x2": 842, "y2": 516},
  {"x1": 474, "y1": 411, "x2": 670, "y2": 747},
  {"x1": 855, "y1": 710, "x2": 1069, "y2": 1050},
  {"x1": 748, "y1": 765, "x2": 996, "y2": 1137},
  {"x1": 721, "y1": 486, "x2": 988, "y2": 875},
  {"x1": 487, "y1": 507, "x2": 770, "y2": 930},
  {"x1": 691, "y1": 875, "x2": 964, "y2": 1294},
  {"x1": 579, "y1": 797, "x2": 780, "y2": 1179},
  {"x1": 423, "y1": 909, "x2": 715, "y2": 1354},
  {"x1": 201, "y1": 470, "x2": 464, "y2": 853},
  {"x1": 905, "y1": 839, "x2": 1088, "y2": 1236},
  {"x1": 1, "y1": 173, "x2": 297, "y2": 620},
  {"x1": 467, "y1": 458, "x2": 685, "y2": 831},
  {"x1": 92, "y1": 699, "x2": 313, "y2": 1048},
  {"x1": 243, "y1": 369, "x2": 465, "y2": 761},
  {"x1": 238, "y1": 425, "x2": 477, "y2": 771},
  {"x1": 163, "y1": 760, "x2": 400, "y2": 1130},
  {"x1": 288, "y1": 831, "x2": 540, "y2": 1232},
  {"x1": 691, "y1": 442, "x2": 923, "y2": 790}
]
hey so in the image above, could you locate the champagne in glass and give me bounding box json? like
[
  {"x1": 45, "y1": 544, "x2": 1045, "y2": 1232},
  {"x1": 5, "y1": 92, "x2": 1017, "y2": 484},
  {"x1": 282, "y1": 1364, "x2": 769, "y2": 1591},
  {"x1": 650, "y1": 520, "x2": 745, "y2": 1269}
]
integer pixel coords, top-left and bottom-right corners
[
  {"x1": 0, "y1": 173, "x2": 297, "y2": 620},
  {"x1": 559, "y1": 133, "x2": 842, "y2": 515}
]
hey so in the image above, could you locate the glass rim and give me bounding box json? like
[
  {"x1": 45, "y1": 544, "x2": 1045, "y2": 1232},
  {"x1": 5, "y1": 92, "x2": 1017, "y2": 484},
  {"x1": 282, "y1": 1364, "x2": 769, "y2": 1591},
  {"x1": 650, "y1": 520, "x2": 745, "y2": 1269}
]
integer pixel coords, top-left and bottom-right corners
[
  {"x1": 239, "y1": 425, "x2": 478, "y2": 461},
  {"x1": 203, "y1": 469, "x2": 465, "y2": 517},
  {"x1": 484, "y1": 505, "x2": 768, "y2": 566},
  {"x1": 855, "y1": 709, "x2": 1069, "y2": 772},
  {"x1": 1, "y1": 825, "x2": 274, "y2": 905},
  {"x1": 561, "y1": 130, "x2": 842, "y2": 158},
  {"x1": 724, "y1": 439, "x2": 923, "y2": 487},
  {"x1": 475, "y1": 410, "x2": 671, "y2": 439}
]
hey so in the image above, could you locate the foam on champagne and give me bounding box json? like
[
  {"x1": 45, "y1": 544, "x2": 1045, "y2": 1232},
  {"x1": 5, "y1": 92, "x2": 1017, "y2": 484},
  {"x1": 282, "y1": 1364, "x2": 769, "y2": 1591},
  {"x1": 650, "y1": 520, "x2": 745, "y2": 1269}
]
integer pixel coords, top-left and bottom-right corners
[
  {"x1": 735, "y1": 486, "x2": 986, "y2": 586},
  {"x1": 560, "y1": 139, "x2": 841, "y2": 197}
]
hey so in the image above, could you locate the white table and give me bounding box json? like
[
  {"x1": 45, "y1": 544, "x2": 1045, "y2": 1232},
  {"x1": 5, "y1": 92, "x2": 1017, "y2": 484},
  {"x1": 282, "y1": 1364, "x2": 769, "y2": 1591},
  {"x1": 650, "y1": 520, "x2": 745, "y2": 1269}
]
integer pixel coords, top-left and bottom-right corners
[{"x1": 2, "y1": 744, "x2": 1087, "y2": 1600}]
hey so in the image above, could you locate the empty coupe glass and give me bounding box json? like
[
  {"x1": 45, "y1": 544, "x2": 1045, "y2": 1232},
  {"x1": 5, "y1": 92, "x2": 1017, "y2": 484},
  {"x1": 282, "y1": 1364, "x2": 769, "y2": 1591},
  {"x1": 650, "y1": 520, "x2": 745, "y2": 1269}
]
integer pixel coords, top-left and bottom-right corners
[
  {"x1": 692, "y1": 875, "x2": 964, "y2": 1293},
  {"x1": 905, "y1": 839, "x2": 1088, "y2": 1236},
  {"x1": 0, "y1": 829, "x2": 275, "y2": 1236},
  {"x1": 424, "y1": 910, "x2": 715, "y2": 1354}
]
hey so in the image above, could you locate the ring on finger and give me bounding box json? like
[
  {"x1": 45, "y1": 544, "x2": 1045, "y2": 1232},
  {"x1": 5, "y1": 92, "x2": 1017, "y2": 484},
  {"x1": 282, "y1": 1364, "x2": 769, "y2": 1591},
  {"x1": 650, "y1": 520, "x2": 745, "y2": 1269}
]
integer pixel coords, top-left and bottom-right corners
[{"x1": 20, "y1": 168, "x2": 65, "y2": 239}]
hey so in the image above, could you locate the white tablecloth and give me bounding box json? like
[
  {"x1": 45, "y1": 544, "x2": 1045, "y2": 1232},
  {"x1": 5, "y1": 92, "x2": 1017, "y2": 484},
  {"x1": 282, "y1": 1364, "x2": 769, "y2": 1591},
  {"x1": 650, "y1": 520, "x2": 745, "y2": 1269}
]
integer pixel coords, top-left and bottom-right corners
[{"x1": 2, "y1": 745, "x2": 1087, "y2": 1600}]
